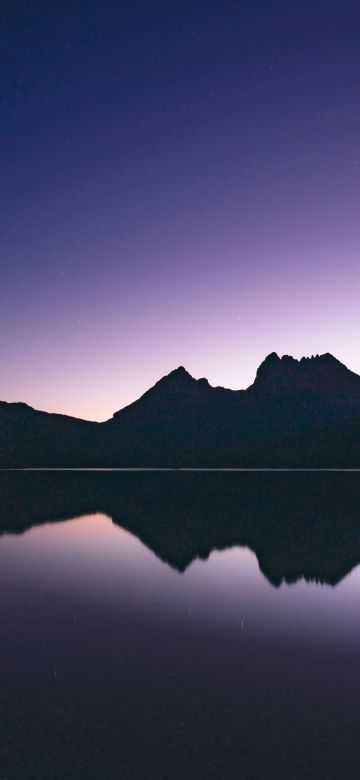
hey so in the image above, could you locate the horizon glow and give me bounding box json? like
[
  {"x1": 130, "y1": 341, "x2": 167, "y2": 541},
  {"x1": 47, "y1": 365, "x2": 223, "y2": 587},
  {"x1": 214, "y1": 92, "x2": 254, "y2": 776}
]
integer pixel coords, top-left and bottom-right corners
[{"x1": 1, "y1": 2, "x2": 360, "y2": 421}]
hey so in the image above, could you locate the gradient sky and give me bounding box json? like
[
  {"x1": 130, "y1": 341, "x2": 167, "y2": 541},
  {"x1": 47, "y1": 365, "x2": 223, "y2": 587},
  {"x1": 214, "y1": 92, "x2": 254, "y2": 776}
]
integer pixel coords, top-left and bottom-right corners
[{"x1": 1, "y1": 1, "x2": 360, "y2": 420}]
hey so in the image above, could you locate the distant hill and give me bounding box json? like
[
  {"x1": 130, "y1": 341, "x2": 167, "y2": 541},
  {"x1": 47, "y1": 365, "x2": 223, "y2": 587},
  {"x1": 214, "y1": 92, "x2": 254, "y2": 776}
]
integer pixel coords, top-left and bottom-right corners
[{"x1": 2, "y1": 353, "x2": 360, "y2": 467}]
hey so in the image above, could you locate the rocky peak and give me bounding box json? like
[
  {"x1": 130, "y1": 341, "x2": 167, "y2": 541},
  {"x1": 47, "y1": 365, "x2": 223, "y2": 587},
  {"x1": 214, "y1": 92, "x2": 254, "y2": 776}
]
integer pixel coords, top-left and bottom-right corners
[{"x1": 253, "y1": 352, "x2": 360, "y2": 395}]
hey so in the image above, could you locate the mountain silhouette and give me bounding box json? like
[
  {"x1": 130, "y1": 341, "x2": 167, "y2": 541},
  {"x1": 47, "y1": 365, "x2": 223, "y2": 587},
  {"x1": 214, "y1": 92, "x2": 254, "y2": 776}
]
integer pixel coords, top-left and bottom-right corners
[{"x1": 2, "y1": 352, "x2": 360, "y2": 467}]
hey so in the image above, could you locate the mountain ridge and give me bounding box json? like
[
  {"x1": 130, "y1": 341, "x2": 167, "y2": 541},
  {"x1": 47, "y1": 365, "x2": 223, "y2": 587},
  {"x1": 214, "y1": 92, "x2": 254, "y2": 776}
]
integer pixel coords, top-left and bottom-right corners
[{"x1": 2, "y1": 352, "x2": 360, "y2": 467}]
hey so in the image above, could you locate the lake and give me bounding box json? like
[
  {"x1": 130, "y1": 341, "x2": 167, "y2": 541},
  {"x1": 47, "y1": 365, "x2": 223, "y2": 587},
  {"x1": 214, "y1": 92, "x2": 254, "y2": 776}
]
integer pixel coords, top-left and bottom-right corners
[{"x1": 1, "y1": 470, "x2": 360, "y2": 779}]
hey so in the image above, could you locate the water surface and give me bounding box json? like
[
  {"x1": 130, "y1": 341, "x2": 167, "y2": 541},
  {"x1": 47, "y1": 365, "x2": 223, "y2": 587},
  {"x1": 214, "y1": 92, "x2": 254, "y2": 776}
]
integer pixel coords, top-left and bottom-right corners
[{"x1": 1, "y1": 471, "x2": 360, "y2": 779}]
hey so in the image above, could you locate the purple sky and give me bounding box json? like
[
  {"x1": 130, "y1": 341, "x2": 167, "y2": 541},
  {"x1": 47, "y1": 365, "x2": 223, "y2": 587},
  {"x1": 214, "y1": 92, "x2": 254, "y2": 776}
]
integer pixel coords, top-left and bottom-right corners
[{"x1": 1, "y1": 1, "x2": 360, "y2": 420}]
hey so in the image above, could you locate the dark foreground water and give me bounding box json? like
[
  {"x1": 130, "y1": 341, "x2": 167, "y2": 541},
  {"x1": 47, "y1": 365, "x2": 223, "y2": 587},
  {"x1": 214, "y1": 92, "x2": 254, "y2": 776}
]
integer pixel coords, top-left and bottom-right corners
[{"x1": 1, "y1": 471, "x2": 360, "y2": 779}]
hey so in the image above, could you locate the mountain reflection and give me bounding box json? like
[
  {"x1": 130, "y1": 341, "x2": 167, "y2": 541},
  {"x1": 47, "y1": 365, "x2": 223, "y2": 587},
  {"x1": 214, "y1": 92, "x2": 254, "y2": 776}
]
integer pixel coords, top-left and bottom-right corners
[{"x1": 1, "y1": 470, "x2": 360, "y2": 587}]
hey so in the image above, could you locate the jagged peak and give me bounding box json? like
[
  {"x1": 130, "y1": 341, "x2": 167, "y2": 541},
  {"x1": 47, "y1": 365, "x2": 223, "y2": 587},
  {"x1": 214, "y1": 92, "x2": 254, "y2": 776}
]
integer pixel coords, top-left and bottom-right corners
[
  {"x1": 161, "y1": 368, "x2": 214, "y2": 389},
  {"x1": 258, "y1": 351, "x2": 339, "y2": 370},
  {"x1": 259, "y1": 352, "x2": 281, "y2": 367},
  {"x1": 163, "y1": 366, "x2": 194, "y2": 382},
  {"x1": 254, "y1": 351, "x2": 358, "y2": 390},
  {"x1": 150, "y1": 366, "x2": 196, "y2": 391},
  {"x1": 111, "y1": 365, "x2": 196, "y2": 419}
]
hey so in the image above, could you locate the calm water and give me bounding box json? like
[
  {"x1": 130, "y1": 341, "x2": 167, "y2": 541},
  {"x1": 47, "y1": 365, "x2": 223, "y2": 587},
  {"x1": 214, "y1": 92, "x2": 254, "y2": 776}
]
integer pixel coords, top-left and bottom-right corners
[{"x1": 1, "y1": 471, "x2": 360, "y2": 779}]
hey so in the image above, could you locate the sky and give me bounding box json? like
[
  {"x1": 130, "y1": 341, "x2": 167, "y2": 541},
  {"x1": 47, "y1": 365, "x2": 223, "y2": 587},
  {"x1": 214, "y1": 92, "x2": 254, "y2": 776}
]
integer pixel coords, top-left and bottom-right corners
[{"x1": 1, "y1": 0, "x2": 360, "y2": 420}]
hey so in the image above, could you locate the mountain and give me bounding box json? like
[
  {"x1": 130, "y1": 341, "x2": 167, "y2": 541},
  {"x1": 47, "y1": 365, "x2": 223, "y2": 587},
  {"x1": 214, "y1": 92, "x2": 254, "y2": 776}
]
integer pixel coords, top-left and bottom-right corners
[{"x1": 2, "y1": 352, "x2": 360, "y2": 467}]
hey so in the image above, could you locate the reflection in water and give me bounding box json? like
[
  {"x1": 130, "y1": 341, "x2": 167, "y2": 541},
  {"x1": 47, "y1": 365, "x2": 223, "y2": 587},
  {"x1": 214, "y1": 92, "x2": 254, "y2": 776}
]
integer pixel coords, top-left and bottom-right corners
[
  {"x1": 2, "y1": 471, "x2": 360, "y2": 779},
  {"x1": 2, "y1": 469, "x2": 360, "y2": 584},
  {"x1": 3, "y1": 510, "x2": 360, "y2": 641}
]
